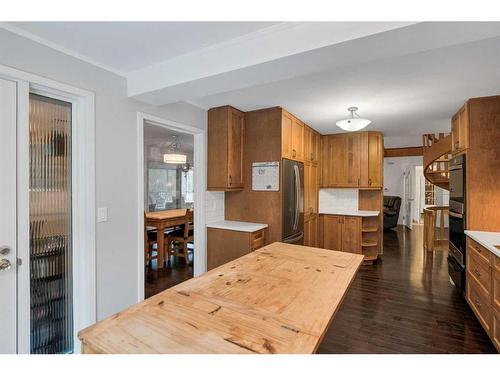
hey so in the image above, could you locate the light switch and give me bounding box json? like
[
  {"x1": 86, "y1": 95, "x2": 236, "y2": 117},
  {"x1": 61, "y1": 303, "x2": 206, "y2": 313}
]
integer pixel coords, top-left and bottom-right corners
[{"x1": 97, "y1": 207, "x2": 108, "y2": 223}]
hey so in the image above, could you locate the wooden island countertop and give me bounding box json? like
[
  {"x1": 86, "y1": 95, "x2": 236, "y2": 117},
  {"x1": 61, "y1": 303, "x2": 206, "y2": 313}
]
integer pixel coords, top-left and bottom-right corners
[{"x1": 78, "y1": 242, "x2": 363, "y2": 354}]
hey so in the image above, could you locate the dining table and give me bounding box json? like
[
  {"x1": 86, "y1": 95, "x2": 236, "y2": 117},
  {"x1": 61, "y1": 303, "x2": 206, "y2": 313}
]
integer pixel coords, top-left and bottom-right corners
[{"x1": 145, "y1": 208, "x2": 190, "y2": 268}]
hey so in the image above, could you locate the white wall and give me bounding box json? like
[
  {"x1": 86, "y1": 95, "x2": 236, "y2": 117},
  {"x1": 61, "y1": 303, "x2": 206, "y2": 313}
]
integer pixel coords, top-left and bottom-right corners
[
  {"x1": 383, "y1": 156, "x2": 423, "y2": 225},
  {"x1": 0, "y1": 29, "x2": 225, "y2": 320}
]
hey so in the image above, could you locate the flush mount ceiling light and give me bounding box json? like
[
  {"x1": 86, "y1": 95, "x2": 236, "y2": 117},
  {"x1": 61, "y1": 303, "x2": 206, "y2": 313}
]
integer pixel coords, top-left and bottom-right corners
[
  {"x1": 336, "y1": 107, "x2": 371, "y2": 131},
  {"x1": 163, "y1": 135, "x2": 187, "y2": 164}
]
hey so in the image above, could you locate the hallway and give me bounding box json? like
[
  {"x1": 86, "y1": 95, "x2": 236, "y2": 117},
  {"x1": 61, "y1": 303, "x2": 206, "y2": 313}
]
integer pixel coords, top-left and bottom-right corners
[{"x1": 318, "y1": 225, "x2": 496, "y2": 353}]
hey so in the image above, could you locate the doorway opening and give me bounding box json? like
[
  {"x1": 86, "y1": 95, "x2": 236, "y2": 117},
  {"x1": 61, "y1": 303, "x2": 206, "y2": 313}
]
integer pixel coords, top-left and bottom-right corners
[{"x1": 143, "y1": 121, "x2": 195, "y2": 298}]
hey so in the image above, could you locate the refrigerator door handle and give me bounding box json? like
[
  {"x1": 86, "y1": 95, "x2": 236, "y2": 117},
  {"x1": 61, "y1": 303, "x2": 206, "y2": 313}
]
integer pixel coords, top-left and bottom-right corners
[{"x1": 293, "y1": 165, "x2": 300, "y2": 231}]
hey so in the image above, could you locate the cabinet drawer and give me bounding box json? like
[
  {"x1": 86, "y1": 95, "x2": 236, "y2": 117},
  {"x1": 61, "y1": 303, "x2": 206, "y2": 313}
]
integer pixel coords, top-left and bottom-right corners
[
  {"x1": 250, "y1": 230, "x2": 265, "y2": 251},
  {"x1": 468, "y1": 239, "x2": 492, "y2": 266},
  {"x1": 467, "y1": 251, "x2": 492, "y2": 297},
  {"x1": 467, "y1": 276, "x2": 493, "y2": 334}
]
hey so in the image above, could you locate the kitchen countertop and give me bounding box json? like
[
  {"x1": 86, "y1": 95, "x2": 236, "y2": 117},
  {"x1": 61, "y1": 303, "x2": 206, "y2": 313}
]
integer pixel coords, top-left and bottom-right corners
[
  {"x1": 206, "y1": 220, "x2": 268, "y2": 233},
  {"x1": 79, "y1": 242, "x2": 363, "y2": 354},
  {"x1": 319, "y1": 209, "x2": 380, "y2": 217},
  {"x1": 464, "y1": 230, "x2": 500, "y2": 258}
]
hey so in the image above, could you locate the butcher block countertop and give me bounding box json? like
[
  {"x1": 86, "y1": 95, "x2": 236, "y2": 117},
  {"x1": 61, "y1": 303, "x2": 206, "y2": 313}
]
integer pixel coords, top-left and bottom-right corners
[{"x1": 78, "y1": 242, "x2": 363, "y2": 354}]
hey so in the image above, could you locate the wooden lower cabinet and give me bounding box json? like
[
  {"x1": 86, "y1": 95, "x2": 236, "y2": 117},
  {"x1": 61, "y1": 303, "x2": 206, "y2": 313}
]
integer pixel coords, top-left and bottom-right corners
[
  {"x1": 304, "y1": 213, "x2": 319, "y2": 247},
  {"x1": 207, "y1": 228, "x2": 265, "y2": 270},
  {"x1": 320, "y1": 215, "x2": 361, "y2": 254},
  {"x1": 465, "y1": 237, "x2": 500, "y2": 352}
]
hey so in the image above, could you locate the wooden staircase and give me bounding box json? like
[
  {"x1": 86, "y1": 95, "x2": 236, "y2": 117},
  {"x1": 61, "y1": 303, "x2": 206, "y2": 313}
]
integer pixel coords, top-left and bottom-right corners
[{"x1": 422, "y1": 133, "x2": 452, "y2": 191}]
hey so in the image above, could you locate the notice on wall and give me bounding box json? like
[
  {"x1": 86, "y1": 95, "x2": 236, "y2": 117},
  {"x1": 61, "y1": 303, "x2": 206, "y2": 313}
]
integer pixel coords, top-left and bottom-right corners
[{"x1": 252, "y1": 161, "x2": 279, "y2": 191}]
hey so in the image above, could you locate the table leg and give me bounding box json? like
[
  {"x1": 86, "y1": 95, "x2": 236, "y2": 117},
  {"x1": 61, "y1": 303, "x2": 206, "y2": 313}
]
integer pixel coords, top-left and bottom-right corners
[{"x1": 157, "y1": 224, "x2": 165, "y2": 269}]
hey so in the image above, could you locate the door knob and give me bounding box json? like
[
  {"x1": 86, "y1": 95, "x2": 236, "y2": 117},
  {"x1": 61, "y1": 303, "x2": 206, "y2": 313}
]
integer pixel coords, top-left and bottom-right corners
[
  {"x1": 0, "y1": 247, "x2": 10, "y2": 255},
  {"x1": 0, "y1": 259, "x2": 11, "y2": 271}
]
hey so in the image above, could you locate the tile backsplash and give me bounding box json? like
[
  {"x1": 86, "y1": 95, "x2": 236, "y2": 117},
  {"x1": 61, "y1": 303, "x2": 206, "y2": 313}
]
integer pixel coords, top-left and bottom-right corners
[
  {"x1": 205, "y1": 191, "x2": 225, "y2": 223},
  {"x1": 319, "y1": 188, "x2": 359, "y2": 212}
]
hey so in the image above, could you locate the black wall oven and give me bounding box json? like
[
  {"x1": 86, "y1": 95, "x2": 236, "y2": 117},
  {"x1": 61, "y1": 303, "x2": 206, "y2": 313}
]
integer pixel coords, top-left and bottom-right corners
[{"x1": 448, "y1": 154, "x2": 466, "y2": 293}]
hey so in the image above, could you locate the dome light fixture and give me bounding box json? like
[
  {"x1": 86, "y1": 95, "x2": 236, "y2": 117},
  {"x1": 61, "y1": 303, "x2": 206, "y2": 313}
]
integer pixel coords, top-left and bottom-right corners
[
  {"x1": 163, "y1": 135, "x2": 187, "y2": 164},
  {"x1": 336, "y1": 106, "x2": 371, "y2": 131}
]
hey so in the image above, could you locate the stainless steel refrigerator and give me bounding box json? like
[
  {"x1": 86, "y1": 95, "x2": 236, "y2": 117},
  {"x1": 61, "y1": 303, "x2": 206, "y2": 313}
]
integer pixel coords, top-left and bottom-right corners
[{"x1": 282, "y1": 159, "x2": 304, "y2": 245}]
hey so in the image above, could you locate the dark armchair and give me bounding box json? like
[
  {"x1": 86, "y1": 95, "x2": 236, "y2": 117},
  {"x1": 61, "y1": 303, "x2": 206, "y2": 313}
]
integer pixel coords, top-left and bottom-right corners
[{"x1": 383, "y1": 196, "x2": 402, "y2": 230}]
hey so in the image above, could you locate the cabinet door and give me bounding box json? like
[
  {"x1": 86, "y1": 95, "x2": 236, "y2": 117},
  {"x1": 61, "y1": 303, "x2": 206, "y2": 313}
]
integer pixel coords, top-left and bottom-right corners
[
  {"x1": 321, "y1": 135, "x2": 343, "y2": 187},
  {"x1": 304, "y1": 125, "x2": 312, "y2": 162},
  {"x1": 282, "y1": 112, "x2": 293, "y2": 159},
  {"x1": 345, "y1": 133, "x2": 361, "y2": 187},
  {"x1": 458, "y1": 105, "x2": 469, "y2": 151},
  {"x1": 291, "y1": 118, "x2": 304, "y2": 160},
  {"x1": 451, "y1": 114, "x2": 460, "y2": 154},
  {"x1": 312, "y1": 131, "x2": 320, "y2": 163},
  {"x1": 310, "y1": 163, "x2": 318, "y2": 213},
  {"x1": 304, "y1": 214, "x2": 311, "y2": 246},
  {"x1": 342, "y1": 216, "x2": 362, "y2": 254},
  {"x1": 227, "y1": 108, "x2": 244, "y2": 188},
  {"x1": 304, "y1": 162, "x2": 311, "y2": 215},
  {"x1": 322, "y1": 215, "x2": 342, "y2": 251},
  {"x1": 367, "y1": 132, "x2": 383, "y2": 188},
  {"x1": 310, "y1": 214, "x2": 318, "y2": 248}
]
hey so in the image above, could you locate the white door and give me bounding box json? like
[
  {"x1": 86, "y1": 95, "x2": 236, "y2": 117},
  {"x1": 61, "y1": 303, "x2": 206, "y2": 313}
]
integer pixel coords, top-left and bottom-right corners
[
  {"x1": 403, "y1": 169, "x2": 413, "y2": 230},
  {"x1": 0, "y1": 78, "x2": 18, "y2": 353}
]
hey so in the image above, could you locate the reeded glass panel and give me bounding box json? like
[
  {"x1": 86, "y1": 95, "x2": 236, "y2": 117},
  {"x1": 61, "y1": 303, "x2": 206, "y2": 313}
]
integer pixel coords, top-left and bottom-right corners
[{"x1": 29, "y1": 94, "x2": 73, "y2": 354}]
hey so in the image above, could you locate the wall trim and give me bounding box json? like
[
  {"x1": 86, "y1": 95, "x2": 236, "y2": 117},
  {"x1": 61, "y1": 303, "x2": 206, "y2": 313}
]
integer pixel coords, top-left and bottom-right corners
[
  {"x1": 384, "y1": 146, "x2": 423, "y2": 158},
  {"x1": 136, "y1": 112, "x2": 207, "y2": 302}
]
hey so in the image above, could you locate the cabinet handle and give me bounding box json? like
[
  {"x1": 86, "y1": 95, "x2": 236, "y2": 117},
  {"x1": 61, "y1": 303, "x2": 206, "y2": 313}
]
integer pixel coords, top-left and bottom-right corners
[
  {"x1": 473, "y1": 269, "x2": 481, "y2": 277},
  {"x1": 368, "y1": 178, "x2": 372, "y2": 186},
  {"x1": 357, "y1": 178, "x2": 360, "y2": 186},
  {"x1": 229, "y1": 175, "x2": 232, "y2": 185},
  {"x1": 475, "y1": 246, "x2": 482, "y2": 253},
  {"x1": 474, "y1": 299, "x2": 482, "y2": 308},
  {"x1": 310, "y1": 153, "x2": 313, "y2": 161},
  {"x1": 292, "y1": 149, "x2": 296, "y2": 158}
]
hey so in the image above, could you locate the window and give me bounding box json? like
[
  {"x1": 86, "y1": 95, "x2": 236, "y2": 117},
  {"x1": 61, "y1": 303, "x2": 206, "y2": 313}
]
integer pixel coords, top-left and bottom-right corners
[
  {"x1": 182, "y1": 169, "x2": 194, "y2": 205},
  {"x1": 147, "y1": 163, "x2": 194, "y2": 210}
]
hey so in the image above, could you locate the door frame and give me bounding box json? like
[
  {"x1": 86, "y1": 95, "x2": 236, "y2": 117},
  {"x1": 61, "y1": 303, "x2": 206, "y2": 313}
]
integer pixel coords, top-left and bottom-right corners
[
  {"x1": 0, "y1": 64, "x2": 96, "y2": 354},
  {"x1": 403, "y1": 168, "x2": 413, "y2": 230},
  {"x1": 136, "y1": 112, "x2": 206, "y2": 302}
]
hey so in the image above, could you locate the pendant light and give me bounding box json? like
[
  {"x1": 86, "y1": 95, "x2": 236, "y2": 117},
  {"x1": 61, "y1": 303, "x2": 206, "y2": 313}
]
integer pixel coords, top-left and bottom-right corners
[
  {"x1": 163, "y1": 135, "x2": 187, "y2": 164},
  {"x1": 336, "y1": 107, "x2": 371, "y2": 131}
]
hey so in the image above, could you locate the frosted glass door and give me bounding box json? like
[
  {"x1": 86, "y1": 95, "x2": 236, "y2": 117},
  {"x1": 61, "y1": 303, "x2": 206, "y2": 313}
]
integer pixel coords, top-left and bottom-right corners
[{"x1": 29, "y1": 94, "x2": 73, "y2": 354}]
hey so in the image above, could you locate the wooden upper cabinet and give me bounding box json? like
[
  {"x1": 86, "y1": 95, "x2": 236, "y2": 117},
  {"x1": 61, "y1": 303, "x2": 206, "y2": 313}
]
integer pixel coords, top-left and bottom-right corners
[
  {"x1": 452, "y1": 103, "x2": 469, "y2": 155},
  {"x1": 304, "y1": 126, "x2": 320, "y2": 164},
  {"x1": 321, "y1": 133, "x2": 361, "y2": 187},
  {"x1": 304, "y1": 125, "x2": 312, "y2": 162},
  {"x1": 282, "y1": 110, "x2": 304, "y2": 161},
  {"x1": 321, "y1": 131, "x2": 383, "y2": 189},
  {"x1": 291, "y1": 118, "x2": 304, "y2": 160},
  {"x1": 207, "y1": 106, "x2": 244, "y2": 191},
  {"x1": 312, "y1": 130, "x2": 320, "y2": 164},
  {"x1": 281, "y1": 112, "x2": 293, "y2": 159},
  {"x1": 361, "y1": 132, "x2": 383, "y2": 188}
]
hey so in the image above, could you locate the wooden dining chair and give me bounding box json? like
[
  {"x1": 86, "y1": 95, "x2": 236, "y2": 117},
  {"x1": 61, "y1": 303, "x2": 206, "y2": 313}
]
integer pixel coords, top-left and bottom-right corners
[{"x1": 171, "y1": 210, "x2": 194, "y2": 267}]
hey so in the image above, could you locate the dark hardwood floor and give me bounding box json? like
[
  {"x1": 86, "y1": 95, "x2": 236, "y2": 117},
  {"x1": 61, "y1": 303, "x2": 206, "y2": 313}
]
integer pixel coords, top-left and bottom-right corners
[
  {"x1": 145, "y1": 257, "x2": 193, "y2": 299},
  {"x1": 318, "y1": 225, "x2": 497, "y2": 354}
]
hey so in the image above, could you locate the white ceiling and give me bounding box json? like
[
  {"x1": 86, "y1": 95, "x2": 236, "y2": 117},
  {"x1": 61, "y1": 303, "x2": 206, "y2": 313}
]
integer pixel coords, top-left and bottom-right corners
[
  {"x1": 6, "y1": 21, "x2": 279, "y2": 73},
  {"x1": 4, "y1": 21, "x2": 500, "y2": 144},
  {"x1": 191, "y1": 34, "x2": 500, "y2": 137}
]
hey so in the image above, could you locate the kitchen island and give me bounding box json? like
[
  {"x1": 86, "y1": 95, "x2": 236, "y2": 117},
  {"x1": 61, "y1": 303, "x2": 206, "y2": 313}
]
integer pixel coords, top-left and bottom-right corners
[{"x1": 78, "y1": 242, "x2": 363, "y2": 354}]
